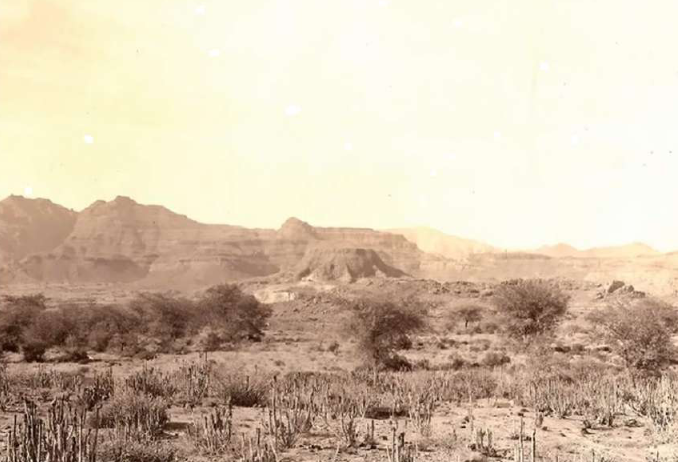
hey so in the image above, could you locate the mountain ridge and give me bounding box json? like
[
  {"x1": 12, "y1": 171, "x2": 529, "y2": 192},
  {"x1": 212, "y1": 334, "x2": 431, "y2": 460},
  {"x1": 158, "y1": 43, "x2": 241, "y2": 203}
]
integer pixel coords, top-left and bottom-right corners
[{"x1": 0, "y1": 195, "x2": 673, "y2": 290}]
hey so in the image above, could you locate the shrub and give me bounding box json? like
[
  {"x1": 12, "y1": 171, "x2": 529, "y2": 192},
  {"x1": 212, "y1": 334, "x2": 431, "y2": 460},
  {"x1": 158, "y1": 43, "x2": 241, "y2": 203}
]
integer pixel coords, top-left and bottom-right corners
[
  {"x1": 98, "y1": 439, "x2": 177, "y2": 462},
  {"x1": 90, "y1": 390, "x2": 169, "y2": 438},
  {"x1": 327, "y1": 341, "x2": 340, "y2": 354},
  {"x1": 0, "y1": 294, "x2": 47, "y2": 352},
  {"x1": 1, "y1": 285, "x2": 273, "y2": 363},
  {"x1": 128, "y1": 293, "x2": 194, "y2": 345},
  {"x1": 197, "y1": 284, "x2": 272, "y2": 343},
  {"x1": 494, "y1": 279, "x2": 570, "y2": 342},
  {"x1": 589, "y1": 298, "x2": 678, "y2": 372},
  {"x1": 481, "y1": 351, "x2": 511, "y2": 368},
  {"x1": 196, "y1": 328, "x2": 224, "y2": 352},
  {"x1": 214, "y1": 371, "x2": 269, "y2": 407},
  {"x1": 125, "y1": 366, "x2": 177, "y2": 399},
  {"x1": 59, "y1": 348, "x2": 91, "y2": 364},
  {"x1": 348, "y1": 299, "x2": 426, "y2": 370},
  {"x1": 22, "y1": 341, "x2": 48, "y2": 363}
]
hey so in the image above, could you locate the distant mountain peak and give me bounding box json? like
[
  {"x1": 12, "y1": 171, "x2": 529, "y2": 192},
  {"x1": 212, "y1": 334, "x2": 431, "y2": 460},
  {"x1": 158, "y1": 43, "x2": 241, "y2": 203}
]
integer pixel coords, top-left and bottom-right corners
[
  {"x1": 387, "y1": 227, "x2": 496, "y2": 259},
  {"x1": 279, "y1": 217, "x2": 317, "y2": 239},
  {"x1": 0, "y1": 195, "x2": 77, "y2": 260},
  {"x1": 536, "y1": 241, "x2": 659, "y2": 258},
  {"x1": 113, "y1": 195, "x2": 137, "y2": 204}
]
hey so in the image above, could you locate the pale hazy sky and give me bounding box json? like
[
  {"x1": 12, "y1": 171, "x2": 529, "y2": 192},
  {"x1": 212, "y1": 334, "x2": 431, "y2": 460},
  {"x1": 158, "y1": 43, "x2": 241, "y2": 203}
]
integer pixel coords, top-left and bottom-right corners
[{"x1": 2, "y1": 1, "x2": 678, "y2": 250}]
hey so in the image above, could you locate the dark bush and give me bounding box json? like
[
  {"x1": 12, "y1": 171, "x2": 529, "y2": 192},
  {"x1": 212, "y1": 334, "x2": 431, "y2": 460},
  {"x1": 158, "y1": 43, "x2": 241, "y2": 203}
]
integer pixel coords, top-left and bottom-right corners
[
  {"x1": 0, "y1": 284, "x2": 273, "y2": 363},
  {"x1": 197, "y1": 284, "x2": 272, "y2": 343},
  {"x1": 129, "y1": 293, "x2": 194, "y2": 344},
  {"x1": 214, "y1": 372, "x2": 269, "y2": 407},
  {"x1": 348, "y1": 299, "x2": 426, "y2": 370},
  {"x1": 327, "y1": 341, "x2": 340, "y2": 354},
  {"x1": 0, "y1": 294, "x2": 47, "y2": 352},
  {"x1": 494, "y1": 279, "x2": 570, "y2": 342},
  {"x1": 481, "y1": 351, "x2": 511, "y2": 368},
  {"x1": 22, "y1": 341, "x2": 47, "y2": 362},
  {"x1": 589, "y1": 298, "x2": 678, "y2": 371}
]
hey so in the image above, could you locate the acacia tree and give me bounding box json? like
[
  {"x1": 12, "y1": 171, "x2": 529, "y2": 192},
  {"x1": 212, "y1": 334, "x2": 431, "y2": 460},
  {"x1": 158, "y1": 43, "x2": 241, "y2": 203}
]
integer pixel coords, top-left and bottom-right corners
[
  {"x1": 494, "y1": 279, "x2": 569, "y2": 342},
  {"x1": 197, "y1": 284, "x2": 272, "y2": 344},
  {"x1": 589, "y1": 298, "x2": 678, "y2": 372},
  {"x1": 453, "y1": 304, "x2": 483, "y2": 332},
  {"x1": 349, "y1": 299, "x2": 426, "y2": 370}
]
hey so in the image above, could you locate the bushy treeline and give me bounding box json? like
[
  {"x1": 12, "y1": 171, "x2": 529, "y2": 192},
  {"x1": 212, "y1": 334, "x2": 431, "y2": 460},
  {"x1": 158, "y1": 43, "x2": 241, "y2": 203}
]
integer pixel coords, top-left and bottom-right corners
[
  {"x1": 349, "y1": 278, "x2": 678, "y2": 374},
  {"x1": 0, "y1": 284, "x2": 271, "y2": 362}
]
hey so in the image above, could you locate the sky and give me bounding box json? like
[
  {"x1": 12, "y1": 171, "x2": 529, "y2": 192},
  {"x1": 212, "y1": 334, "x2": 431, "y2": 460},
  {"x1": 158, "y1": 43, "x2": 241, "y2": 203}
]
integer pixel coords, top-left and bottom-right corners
[{"x1": 2, "y1": 0, "x2": 678, "y2": 251}]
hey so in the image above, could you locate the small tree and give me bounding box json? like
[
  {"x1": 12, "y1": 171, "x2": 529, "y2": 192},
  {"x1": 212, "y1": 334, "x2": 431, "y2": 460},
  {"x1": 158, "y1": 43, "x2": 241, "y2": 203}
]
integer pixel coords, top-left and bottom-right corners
[
  {"x1": 197, "y1": 284, "x2": 272, "y2": 344},
  {"x1": 453, "y1": 304, "x2": 483, "y2": 332},
  {"x1": 0, "y1": 294, "x2": 48, "y2": 352},
  {"x1": 494, "y1": 279, "x2": 569, "y2": 342},
  {"x1": 589, "y1": 298, "x2": 678, "y2": 372},
  {"x1": 129, "y1": 293, "x2": 194, "y2": 345},
  {"x1": 348, "y1": 299, "x2": 426, "y2": 370}
]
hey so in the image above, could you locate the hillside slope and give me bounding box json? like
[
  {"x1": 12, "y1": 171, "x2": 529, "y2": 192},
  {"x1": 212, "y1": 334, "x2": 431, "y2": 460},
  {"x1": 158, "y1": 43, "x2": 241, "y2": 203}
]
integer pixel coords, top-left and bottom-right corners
[
  {"x1": 387, "y1": 227, "x2": 496, "y2": 259},
  {"x1": 0, "y1": 195, "x2": 77, "y2": 261}
]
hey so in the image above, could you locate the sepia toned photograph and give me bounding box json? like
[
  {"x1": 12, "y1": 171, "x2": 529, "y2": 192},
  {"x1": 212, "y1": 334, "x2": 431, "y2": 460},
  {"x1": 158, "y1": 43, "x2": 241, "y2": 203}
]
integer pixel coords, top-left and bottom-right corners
[{"x1": 2, "y1": 1, "x2": 678, "y2": 461}]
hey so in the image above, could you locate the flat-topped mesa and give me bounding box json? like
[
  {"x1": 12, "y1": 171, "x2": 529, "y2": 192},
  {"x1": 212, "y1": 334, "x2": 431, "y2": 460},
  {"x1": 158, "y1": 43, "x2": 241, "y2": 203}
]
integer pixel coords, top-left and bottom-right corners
[{"x1": 295, "y1": 246, "x2": 408, "y2": 283}]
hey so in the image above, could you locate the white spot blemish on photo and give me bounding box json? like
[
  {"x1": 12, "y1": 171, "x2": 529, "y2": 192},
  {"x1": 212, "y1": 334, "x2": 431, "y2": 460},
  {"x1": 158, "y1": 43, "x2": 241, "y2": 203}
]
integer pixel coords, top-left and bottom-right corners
[
  {"x1": 24, "y1": 187, "x2": 33, "y2": 197},
  {"x1": 539, "y1": 61, "x2": 550, "y2": 72},
  {"x1": 493, "y1": 131, "x2": 502, "y2": 139},
  {"x1": 208, "y1": 49, "x2": 221, "y2": 58},
  {"x1": 195, "y1": 5, "x2": 206, "y2": 15},
  {"x1": 84, "y1": 135, "x2": 94, "y2": 144},
  {"x1": 454, "y1": 19, "x2": 463, "y2": 28},
  {"x1": 285, "y1": 105, "x2": 301, "y2": 116},
  {"x1": 430, "y1": 170, "x2": 438, "y2": 177},
  {"x1": 344, "y1": 142, "x2": 353, "y2": 151},
  {"x1": 378, "y1": 0, "x2": 389, "y2": 7},
  {"x1": 571, "y1": 135, "x2": 580, "y2": 145}
]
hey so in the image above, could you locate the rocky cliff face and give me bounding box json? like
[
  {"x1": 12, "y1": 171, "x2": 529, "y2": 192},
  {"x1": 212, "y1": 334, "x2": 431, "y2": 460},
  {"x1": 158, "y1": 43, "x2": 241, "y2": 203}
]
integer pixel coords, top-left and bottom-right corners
[
  {"x1": 4, "y1": 195, "x2": 673, "y2": 292},
  {"x1": 295, "y1": 246, "x2": 408, "y2": 283},
  {"x1": 0, "y1": 195, "x2": 77, "y2": 260},
  {"x1": 2, "y1": 196, "x2": 425, "y2": 287}
]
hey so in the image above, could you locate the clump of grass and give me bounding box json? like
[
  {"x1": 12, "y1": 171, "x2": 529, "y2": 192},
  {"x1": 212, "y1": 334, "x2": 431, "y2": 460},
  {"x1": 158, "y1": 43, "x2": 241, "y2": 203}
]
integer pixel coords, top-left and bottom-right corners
[
  {"x1": 213, "y1": 371, "x2": 270, "y2": 407},
  {"x1": 98, "y1": 439, "x2": 177, "y2": 462},
  {"x1": 89, "y1": 388, "x2": 169, "y2": 440}
]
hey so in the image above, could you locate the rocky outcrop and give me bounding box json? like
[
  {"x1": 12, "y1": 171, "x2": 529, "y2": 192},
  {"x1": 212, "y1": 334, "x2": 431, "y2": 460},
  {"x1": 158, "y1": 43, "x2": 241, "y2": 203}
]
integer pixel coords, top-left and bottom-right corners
[
  {"x1": 295, "y1": 247, "x2": 407, "y2": 283},
  {"x1": 594, "y1": 280, "x2": 646, "y2": 300}
]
